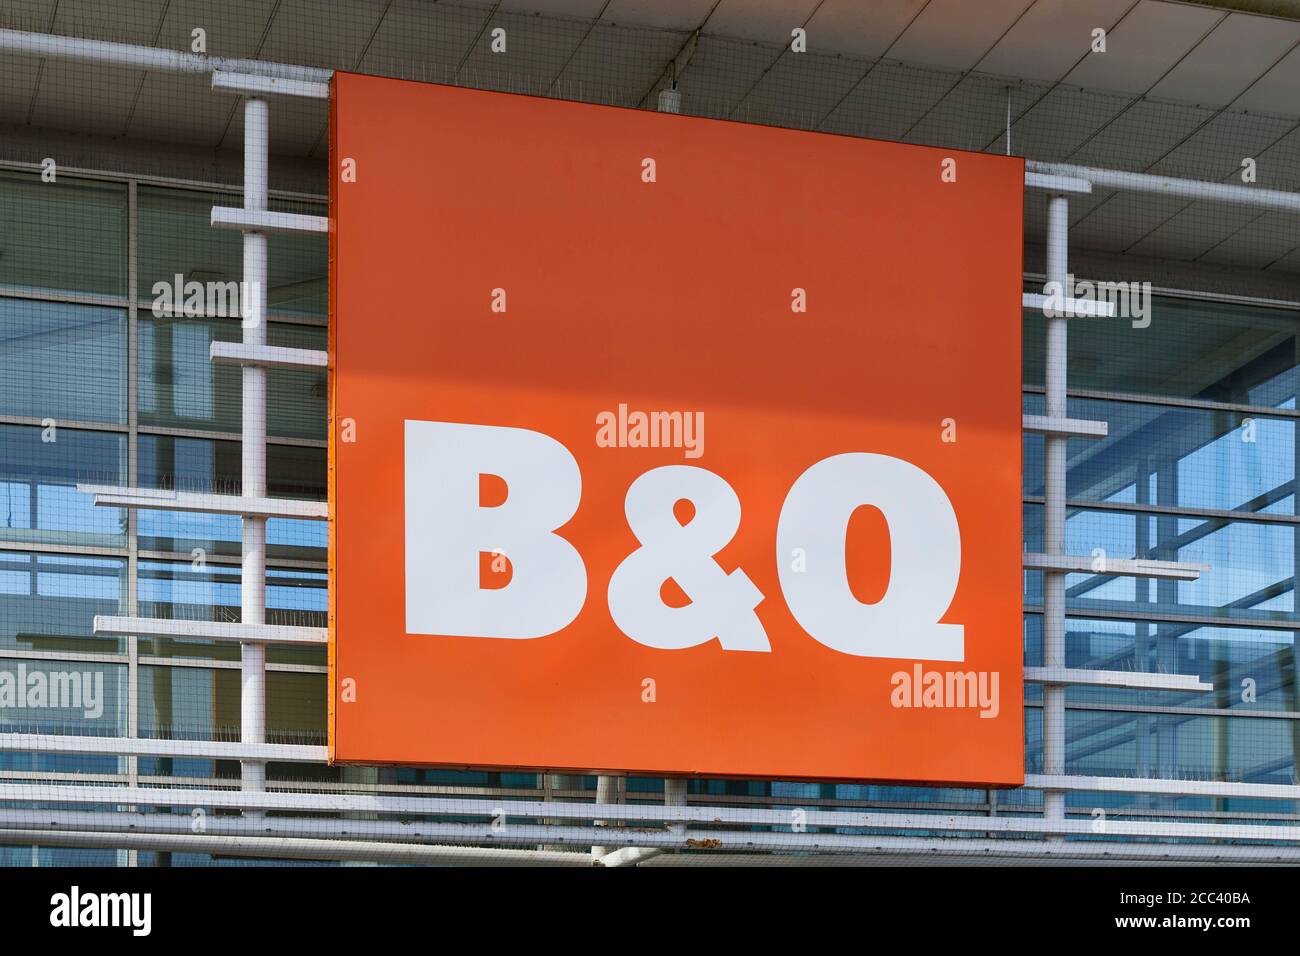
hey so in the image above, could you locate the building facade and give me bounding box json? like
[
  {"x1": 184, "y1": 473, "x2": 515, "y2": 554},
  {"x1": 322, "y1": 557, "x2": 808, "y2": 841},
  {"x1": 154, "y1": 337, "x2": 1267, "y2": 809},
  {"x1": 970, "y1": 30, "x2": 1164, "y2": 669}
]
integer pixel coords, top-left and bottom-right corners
[{"x1": 2, "y1": 0, "x2": 1300, "y2": 865}]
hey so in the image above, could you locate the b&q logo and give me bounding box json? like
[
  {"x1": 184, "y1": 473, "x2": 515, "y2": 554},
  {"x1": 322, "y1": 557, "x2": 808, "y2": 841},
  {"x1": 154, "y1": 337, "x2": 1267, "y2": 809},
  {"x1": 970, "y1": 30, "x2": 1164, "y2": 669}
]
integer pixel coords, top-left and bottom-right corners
[
  {"x1": 406, "y1": 422, "x2": 964, "y2": 662},
  {"x1": 330, "y1": 74, "x2": 1025, "y2": 784}
]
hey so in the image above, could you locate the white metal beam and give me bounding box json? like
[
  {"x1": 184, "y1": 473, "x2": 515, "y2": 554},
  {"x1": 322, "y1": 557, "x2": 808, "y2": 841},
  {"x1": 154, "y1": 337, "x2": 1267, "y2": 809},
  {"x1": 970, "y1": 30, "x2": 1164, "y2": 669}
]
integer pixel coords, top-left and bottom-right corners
[
  {"x1": 211, "y1": 206, "x2": 329, "y2": 234},
  {"x1": 77, "y1": 484, "x2": 327, "y2": 519},
  {"x1": 0, "y1": 733, "x2": 325, "y2": 763},
  {"x1": 0, "y1": 796, "x2": 1296, "y2": 845},
  {"x1": 1023, "y1": 553, "x2": 1208, "y2": 580},
  {"x1": 8, "y1": 823, "x2": 1299, "y2": 865},
  {"x1": 1026, "y1": 773, "x2": 1300, "y2": 801},
  {"x1": 1024, "y1": 172, "x2": 1091, "y2": 194},
  {"x1": 0, "y1": 28, "x2": 333, "y2": 82},
  {"x1": 0, "y1": 826, "x2": 590, "y2": 866},
  {"x1": 212, "y1": 70, "x2": 330, "y2": 99},
  {"x1": 1028, "y1": 160, "x2": 1300, "y2": 212},
  {"x1": 94, "y1": 615, "x2": 327, "y2": 645},
  {"x1": 1022, "y1": 292, "x2": 1116, "y2": 318},
  {"x1": 6, "y1": 783, "x2": 1300, "y2": 827},
  {"x1": 1025, "y1": 667, "x2": 1213, "y2": 692},
  {"x1": 1022, "y1": 414, "x2": 1108, "y2": 438},
  {"x1": 210, "y1": 341, "x2": 329, "y2": 369}
]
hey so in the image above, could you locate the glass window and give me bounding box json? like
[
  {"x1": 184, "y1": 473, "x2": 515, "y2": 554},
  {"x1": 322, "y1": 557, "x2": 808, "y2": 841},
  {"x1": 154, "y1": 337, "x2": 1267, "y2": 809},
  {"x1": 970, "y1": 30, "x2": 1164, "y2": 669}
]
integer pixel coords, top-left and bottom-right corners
[
  {"x1": 0, "y1": 424, "x2": 125, "y2": 548},
  {"x1": 1025, "y1": 613, "x2": 1300, "y2": 712},
  {"x1": 136, "y1": 560, "x2": 325, "y2": 667},
  {"x1": 137, "y1": 317, "x2": 326, "y2": 439},
  {"x1": 0, "y1": 171, "x2": 126, "y2": 297},
  {"x1": 139, "y1": 664, "x2": 324, "y2": 745},
  {"x1": 0, "y1": 552, "x2": 124, "y2": 654},
  {"x1": 1024, "y1": 395, "x2": 1295, "y2": 514},
  {"x1": 1023, "y1": 502, "x2": 1299, "y2": 625},
  {"x1": 137, "y1": 186, "x2": 327, "y2": 319},
  {"x1": 0, "y1": 656, "x2": 126, "y2": 736},
  {"x1": 0, "y1": 298, "x2": 127, "y2": 423},
  {"x1": 1025, "y1": 293, "x2": 1300, "y2": 404},
  {"x1": 136, "y1": 435, "x2": 325, "y2": 561},
  {"x1": 1055, "y1": 708, "x2": 1296, "y2": 784}
]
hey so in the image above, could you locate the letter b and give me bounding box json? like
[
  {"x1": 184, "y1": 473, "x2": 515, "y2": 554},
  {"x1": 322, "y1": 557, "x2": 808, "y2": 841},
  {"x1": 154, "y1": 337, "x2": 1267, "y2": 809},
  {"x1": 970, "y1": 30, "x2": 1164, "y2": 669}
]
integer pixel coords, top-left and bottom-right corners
[{"x1": 405, "y1": 421, "x2": 586, "y2": 638}]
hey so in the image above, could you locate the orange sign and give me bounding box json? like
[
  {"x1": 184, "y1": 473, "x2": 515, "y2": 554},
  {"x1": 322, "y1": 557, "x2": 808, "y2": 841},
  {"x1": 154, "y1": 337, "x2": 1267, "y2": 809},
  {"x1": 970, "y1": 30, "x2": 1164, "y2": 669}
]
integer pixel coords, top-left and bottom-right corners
[{"x1": 329, "y1": 72, "x2": 1024, "y2": 785}]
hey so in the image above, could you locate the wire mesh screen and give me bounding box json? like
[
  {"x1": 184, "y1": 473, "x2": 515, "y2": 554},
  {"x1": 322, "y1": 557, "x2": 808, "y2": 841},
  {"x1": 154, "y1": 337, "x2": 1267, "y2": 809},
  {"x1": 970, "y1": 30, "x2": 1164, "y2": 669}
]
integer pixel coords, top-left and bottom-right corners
[
  {"x1": 2, "y1": 1, "x2": 1299, "y2": 297},
  {"x1": 0, "y1": 0, "x2": 1298, "y2": 866}
]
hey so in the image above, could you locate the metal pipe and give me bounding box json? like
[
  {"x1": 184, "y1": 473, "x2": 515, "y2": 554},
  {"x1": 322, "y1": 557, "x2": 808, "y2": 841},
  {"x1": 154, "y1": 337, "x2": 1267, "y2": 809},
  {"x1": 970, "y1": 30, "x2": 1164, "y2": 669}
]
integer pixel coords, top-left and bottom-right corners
[
  {"x1": 0, "y1": 732, "x2": 324, "y2": 762},
  {"x1": 8, "y1": 824, "x2": 1298, "y2": 865},
  {"x1": 0, "y1": 808, "x2": 580, "y2": 846},
  {"x1": 591, "y1": 774, "x2": 618, "y2": 859},
  {"x1": 0, "y1": 826, "x2": 589, "y2": 866},
  {"x1": 9, "y1": 783, "x2": 1300, "y2": 842},
  {"x1": 595, "y1": 846, "x2": 663, "y2": 866},
  {"x1": 240, "y1": 96, "x2": 270, "y2": 815},
  {"x1": 600, "y1": 779, "x2": 688, "y2": 866},
  {"x1": 1041, "y1": 193, "x2": 1069, "y2": 836},
  {"x1": 604, "y1": 778, "x2": 690, "y2": 867},
  {"x1": 0, "y1": 28, "x2": 332, "y2": 83},
  {"x1": 1028, "y1": 160, "x2": 1300, "y2": 212}
]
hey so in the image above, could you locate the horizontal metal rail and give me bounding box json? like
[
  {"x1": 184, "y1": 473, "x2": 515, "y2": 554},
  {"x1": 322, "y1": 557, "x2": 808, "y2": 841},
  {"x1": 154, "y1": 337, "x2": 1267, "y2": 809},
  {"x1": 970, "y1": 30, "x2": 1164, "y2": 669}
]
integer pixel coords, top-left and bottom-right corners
[
  {"x1": 6, "y1": 784, "x2": 1300, "y2": 837},
  {"x1": 77, "y1": 484, "x2": 327, "y2": 519},
  {"x1": 1024, "y1": 172, "x2": 1091, "y2": 194},
  {"x1": 0, "y1": 801, "x2": 1296, "y2": 846},
  {"x1": 1029, "y1": 160, "x2": 1300, "y2": 212},
  {"x1": 0, "y1": 826, "x2": 590, "y2": 866},
  {"x1": 211, "y1": 207, "x2": 330, "y2": 234},
  {"x1": 5, "y1": 737, "x2": 1292, "y2": 802},
  {"x1": 210, "y1": 341, "x2": 329, "y2": 369},
  {"x1": 0, "y1": 734, "x2": 326, "y2": 763},
  {"x1": 5, "y1": 823, "x2": 1300, "y2": 865},
  {"x1": 94, "y1": 615, "x2": 328, "y2": 645},
  {"x1": 1023, "y1": 553, "x2": 1208, "y2": 580},
  {"x1": 1022, "y1": 414, "x2": 1108, "y2": 438},
  {"x1": 1024, "y1": 667, "x2": 1213, "y2": 691},
  {"x1": 1026, "y1": 773, "x2": 1300, "y2": 801},
  {"x1": 1022, "y1": 291, "x2": 1117, "y2": 318},
  {"x1": 0, "y1": 28, "x2": 332, "y2": 82},
  {"x1": 212, "y1": 70, "x2": 330, "y2": 99}
]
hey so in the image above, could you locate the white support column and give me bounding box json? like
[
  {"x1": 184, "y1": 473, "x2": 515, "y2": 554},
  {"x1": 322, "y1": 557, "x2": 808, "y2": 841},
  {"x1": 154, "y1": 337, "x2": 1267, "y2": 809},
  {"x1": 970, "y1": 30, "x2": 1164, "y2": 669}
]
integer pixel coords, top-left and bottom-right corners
[
  {"x1": 591, "y1": 774, "x2": 619, "y2": 860},
  {"x1": 240, "y1": 95, "x2": 270, "y2": 814},
  {"x1": 1041, "y1": 193, "x2": 1069, "y2": 838}
]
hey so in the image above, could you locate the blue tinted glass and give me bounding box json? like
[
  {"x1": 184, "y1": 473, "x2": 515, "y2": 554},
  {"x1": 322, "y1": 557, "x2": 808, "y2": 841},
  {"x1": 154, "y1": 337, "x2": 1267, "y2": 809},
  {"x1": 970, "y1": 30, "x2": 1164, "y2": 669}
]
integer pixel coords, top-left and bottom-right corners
[
  {"x1": 0, "y1": 299, "x2": 126, "y2": 423},
  {"x1": 0, "y1": 552, "x2": 123, "y2": 654},
  {"x1": 0, "y1": 424, "x2": 125, "y2": 547}
]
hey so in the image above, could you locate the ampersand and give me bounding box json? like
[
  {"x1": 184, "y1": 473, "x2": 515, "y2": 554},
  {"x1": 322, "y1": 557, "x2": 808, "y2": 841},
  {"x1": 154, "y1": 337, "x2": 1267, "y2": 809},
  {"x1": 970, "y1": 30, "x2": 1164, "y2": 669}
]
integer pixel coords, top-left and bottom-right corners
[{"x1": 607, "y1": 465, "x2": 769, "y2": 652}]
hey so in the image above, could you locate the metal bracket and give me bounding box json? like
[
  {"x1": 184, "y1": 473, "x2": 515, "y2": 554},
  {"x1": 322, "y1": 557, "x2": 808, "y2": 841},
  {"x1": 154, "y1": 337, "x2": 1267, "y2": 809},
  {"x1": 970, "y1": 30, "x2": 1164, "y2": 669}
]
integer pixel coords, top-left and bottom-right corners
[
  {"x1": 212, "y1": 70, "x2": 330, "y2": 99},
  {"x1": 211, "y1": 206, "x2": 329, "y2": 234}
]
